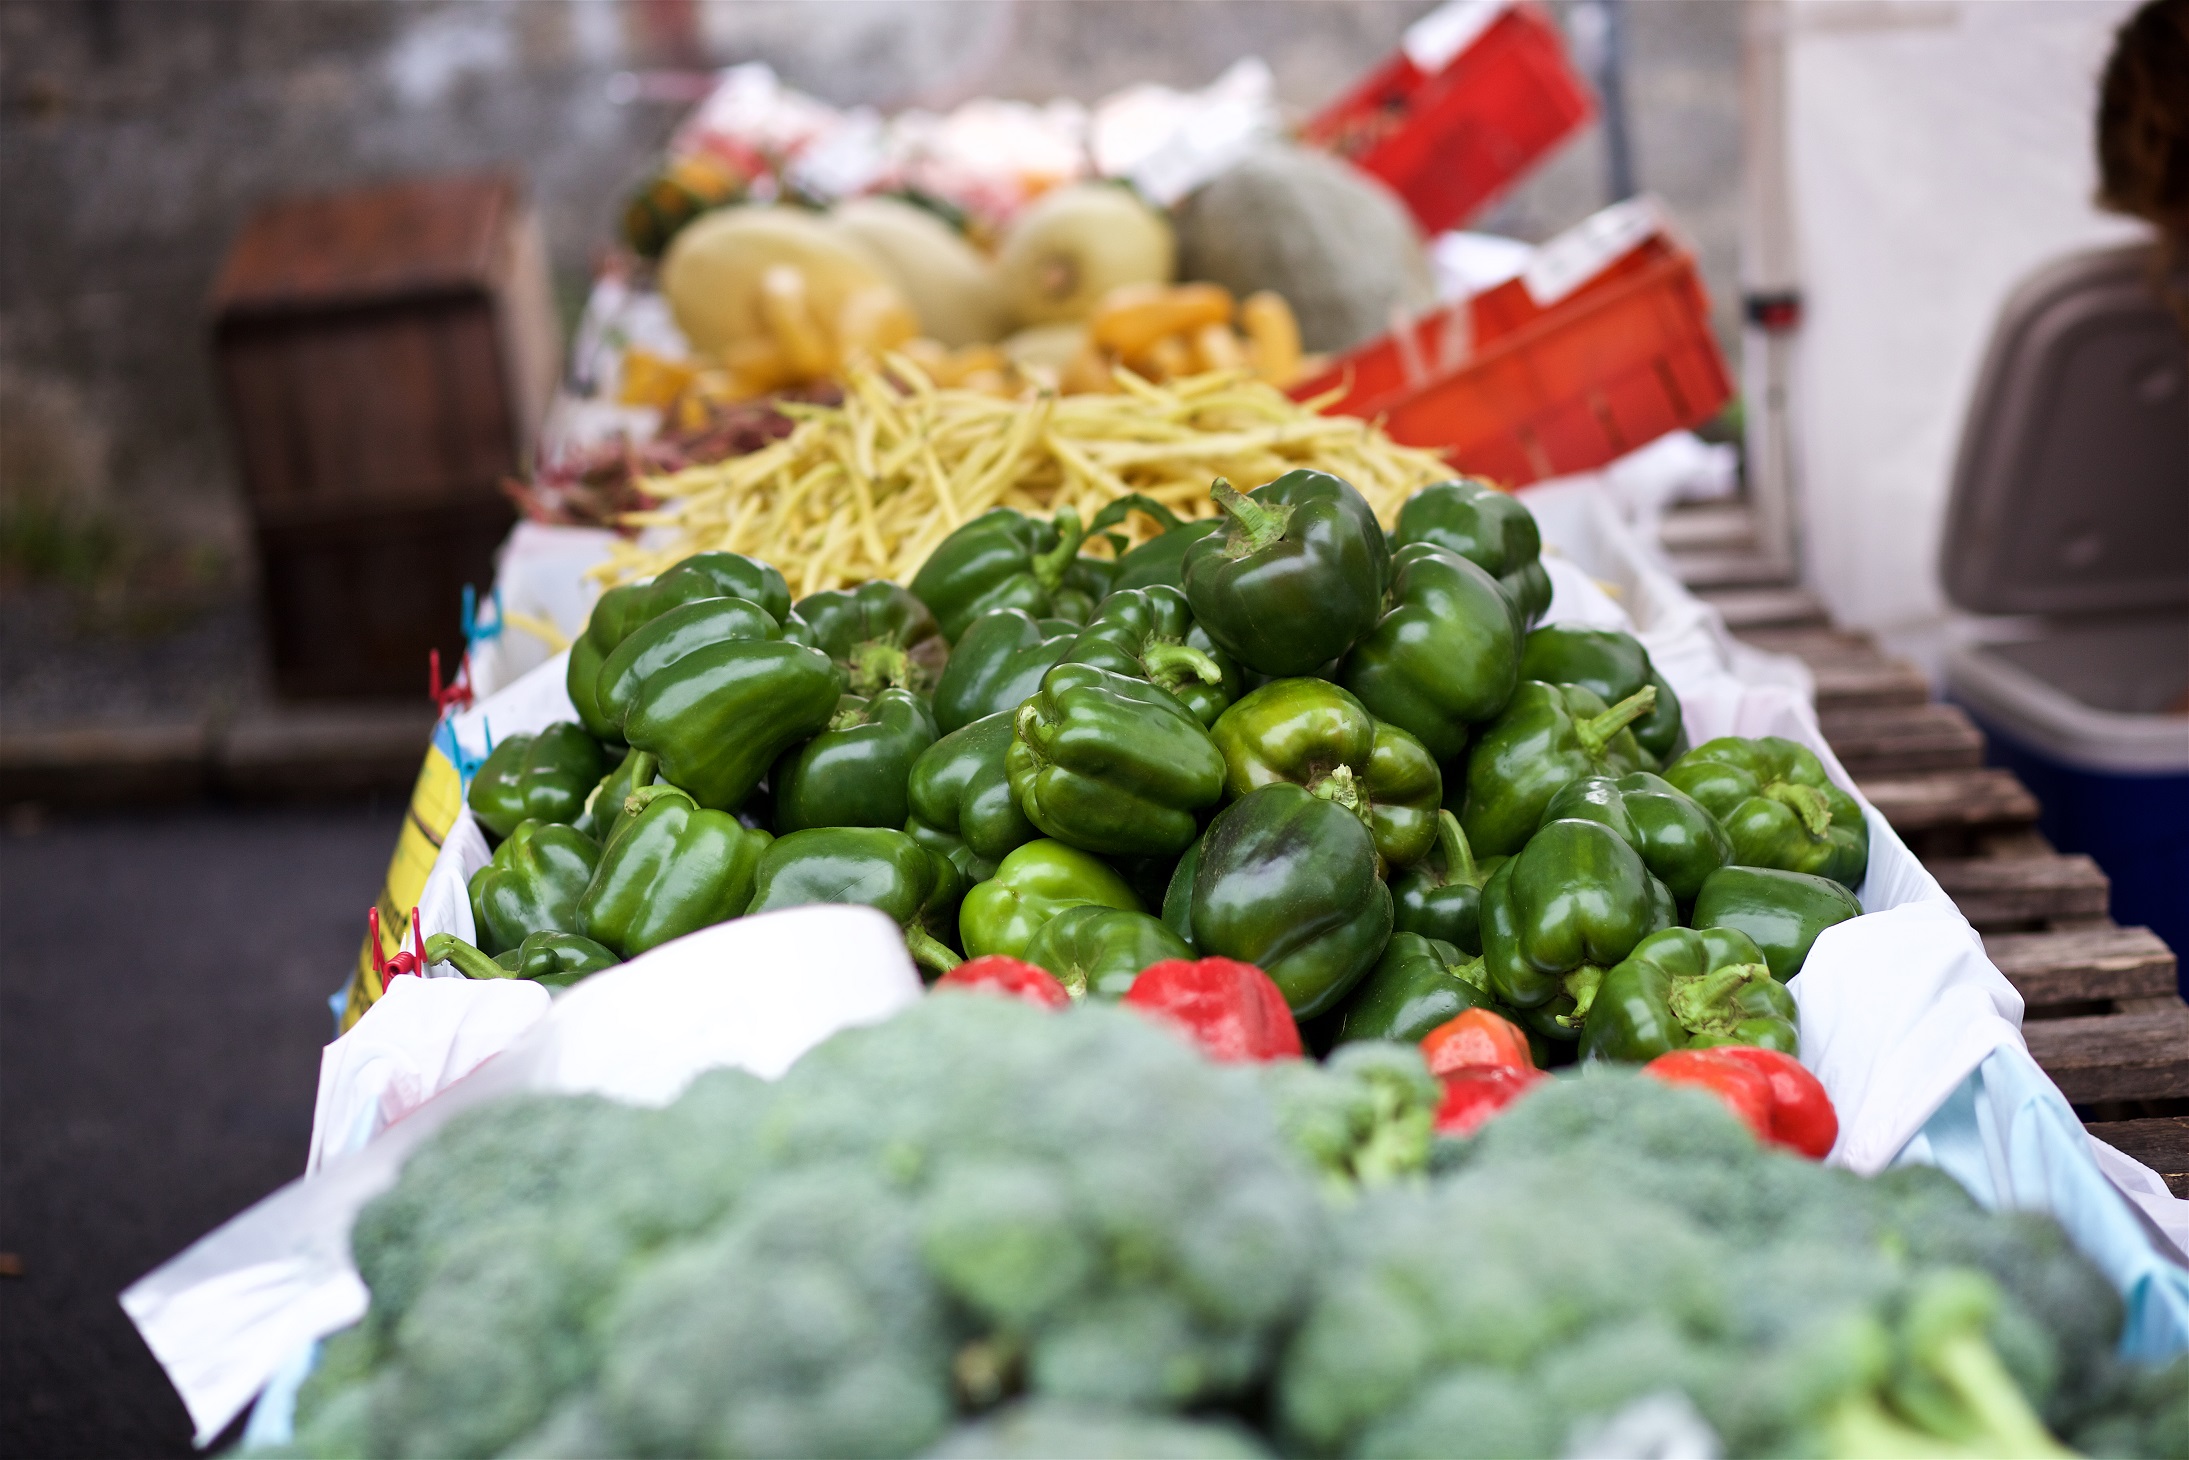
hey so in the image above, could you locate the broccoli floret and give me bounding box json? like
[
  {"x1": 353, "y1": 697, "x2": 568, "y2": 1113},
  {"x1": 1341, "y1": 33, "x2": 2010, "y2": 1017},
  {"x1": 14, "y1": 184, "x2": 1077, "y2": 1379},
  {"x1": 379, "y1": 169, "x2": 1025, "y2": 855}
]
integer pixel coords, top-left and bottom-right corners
[
  {"x1": 2063, "y1": 1354, "x2": 2189, "y2": 1459},
  {"x1": 494, "y1": 1394, "x2": 619, "y2": 1460},
  {"x1": 924, "y1": 1400, "x2": 1272, "y2": 1458},
  {"x1": 1259, "y1": 1042, "x2": 1440, "y2": 1195},
  {"x1": 1351, "y1": 1368, "x2": 1557, "y2": 1460}
]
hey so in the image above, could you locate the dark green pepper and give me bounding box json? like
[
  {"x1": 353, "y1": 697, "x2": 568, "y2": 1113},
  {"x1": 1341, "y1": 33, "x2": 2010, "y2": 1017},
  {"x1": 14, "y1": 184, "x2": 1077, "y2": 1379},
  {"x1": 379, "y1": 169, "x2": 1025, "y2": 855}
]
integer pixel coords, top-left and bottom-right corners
[
  {"x1": 573, "y1": 748, "x2": 658, "y2": 842},
  {"x1": 425, "y1": 931, "x2": 619, "y2": 989},
  {"x1": 1457, "y1": 681, "x2": 1658, "y2": 857},
  {"x1": 1021, "y1": 905, "x2": 1190, "y2": 998},
  {"x1": 903, "y1": 711, "x2": 1038, "y2": 884},
  {"x1": 1332, "y1": 931, "x2": 1504, "y2": 1045},
  {"x1": 1051, "y1": 553, "x2": 1121, "y2": 624},
  {"x1": 1390, "y1": 810, "x2": 1501, "y2": 954},
  {"x1": 566, "y1": 583, "x2": 656, "y2": 741},
  {"x1": 566, "y1": 554, "x2": 791, "y2": 740},
  {"x1": 1665, "y1": 737, "x2": 1870, "y2": 888},
  {"x1": 958, "y1": 838, "x2": 1142, "y2": 960},
  {"x1": 1580, "y1": 926, "x2": 1799, "y2": 1062},
  {"x1": 595, "y1": 596, "x2": 784, "y2": 734},
  {"x1": 1392, "y1": 477, "x2": 1552, "y2": 628},
  {"x1": 1691, "y1": 864, "x2": 1863, "y2": 982},
  {"x1": 792, "y1": 581, "x2": 947, "y2": 696},
  {"x1": 1480, "y1": 818, "x2": 1675, "y2": 1040},
  {"x1": 466, "y1": 722, "x2": 611, "y2": 840},
  {"x1": 1538, "y1": 771, "x2": 1731, "y2": 906},
  {"x1": 931, "y1": 609, "x2": 1081, "y2": 735},
  {"x1": 1519, "y1": 624, "x2": 1685, "y2": 764},
  {"x1": 1161, "y1": 833, "x2": 1202, "y2": 948},
  {"x1": 1060, "y1": 585, "x2": 1240, "y2": 726},
  {"x1": 772, "y1": 689, "x2": 937, "y2": 834},
  {"x1": 1111, "y1": 519, "x2": 1223, "y2": 592},
  {"x1": 468, "y1": 819, "x2": 601, "y2": 956},
  {"x1": 911, "y1": 507, "x2": 1087, "y2": 642},
  {"x1": 1007, "y1": 661, "x2": 1226, "y2": 858},
  {"x1": 1188, "y1": 782, "x2": 1393, "y2": 1018},
  {"x1": 578, "y1": 787, "x2": 771, "y2": 957},
  {"x1": 745, "y1": 827, "x2": 963, "y2": 976},
  {"x1": 622, "y1": 639, "x2": 845, "y2": 812},
  {"x1": 1210, "y1": 678, "x2": 1442, "y2": 868},
  {"x1": 1182, "y1": 470, "x2": 1391, "y2": 678},
  {"x1": 1340, "y1": 541, "x2": 1522, "y2": 762}
]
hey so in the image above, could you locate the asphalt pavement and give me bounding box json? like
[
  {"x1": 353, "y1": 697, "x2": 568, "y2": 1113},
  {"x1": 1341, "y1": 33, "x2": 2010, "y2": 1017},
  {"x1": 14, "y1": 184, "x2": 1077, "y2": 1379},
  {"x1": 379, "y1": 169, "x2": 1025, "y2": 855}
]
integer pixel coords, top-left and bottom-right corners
[{"x1": 1, "y1": 801, "x2": 400, "y2": 1457}]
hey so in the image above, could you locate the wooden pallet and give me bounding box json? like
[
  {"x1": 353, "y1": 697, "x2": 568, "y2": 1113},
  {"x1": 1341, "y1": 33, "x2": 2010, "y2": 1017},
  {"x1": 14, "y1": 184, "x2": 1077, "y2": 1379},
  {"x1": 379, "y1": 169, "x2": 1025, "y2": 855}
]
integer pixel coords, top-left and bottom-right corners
[{"x1": 1668, "y1": 500, "x2": 2189, "y2": 1196}]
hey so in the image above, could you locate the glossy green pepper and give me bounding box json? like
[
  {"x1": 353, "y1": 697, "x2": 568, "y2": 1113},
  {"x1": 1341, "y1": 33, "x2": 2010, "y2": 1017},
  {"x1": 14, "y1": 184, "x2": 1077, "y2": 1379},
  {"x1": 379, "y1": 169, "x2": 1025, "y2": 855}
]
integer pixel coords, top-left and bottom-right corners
[
  {"x1": 1580, "y1": 926, "x2": 1799, "y2": 1063},
  {"x1": 1021, "y1": 905, "x2": 1191, "y2": 998},
  {"x1": 1666, "y1": 737, "x2": 1870, "y2": 888},
  {"x1": 595, "y1": 596, "x2": 784, "y2": 734},
  {"x1": 1392, "y1": 477, "x2": 1552, "y2": 628},
  {"x1": 466, "y1": 722, "x2": 611, "y2": 840},
  {"x1": 1539, "y1": 771, "x2": 1731, "y2": 905},
  {"x1": 566, "y1": 584, "x2": 653, "y2": 741},
  {"x1": 1332, "y1": 932, "x2": 1505, "y2": 1045},
  {"x1": 911, "y1": 506, "x2": 1087, "y2": 642},
  {"x1": 1182, "y1": 470, "x2": 1391, "y2": 678},
  {"x1": 931, "y1": 609, "x2": 1081, "y2": 735},
  {"x1": 1112, "y1": 519, "x2": 1223, "y2": 592},
  {"x1": 959, "y1": 838, "x2": 1141, "y2": 960},
  {"x1": 1480, "y1": 818, "x2": 1675, "y2": 1040},
  {"x1": 1188, "y1": 782, "x2": 1393, "y2": 1018},
  {"x1": 1458, "y1": 681, "x2": 1658, "y2": 857},
  {"x1": 903, "y1": 711, "x2": 1038, "y2": 884},
  {"x1": 573, "y1": 747, "x2": 658, "y2": 842},
  {"x1": 793, "y1": 581, "x2": 947, "y2": 696},
  {"x1": 1052, "y1": 553, "x2": 1120, "y2": 624},
  {"x1": 1161, "y1": 834, "x2": 1202, "y2": 948},
  {"x1": 1519, "y1": 624, "x2": 1685, "y2": 765},
  {"x1": 1210, "y1": 678, "x2": 1442, "y2": 867},
  {"x1": 1390, "y1": 811, "x2": 1501, "y2": 954},
  {"x1": 772, "y1": 689, "x2": 937, "y2": 835},
  {"x1": 745, "y1": 826, "x2": 964, "y2": 976},
  {"x1": 425, "y1": 931, "x2": 620, "y2": 989},
  {"x1": 1691, "y1": 864, "x2": 1863, "y2": 982},
  {"x1": 643, "y1": 550, "x2": 792, "y2": 624},
  {"x1": 1060, "y1": 585, "x2": 1240, "y2": 726},
  {"x1": 1007, "y1": 661, "x2": 1226, "y2": 858},
  {"x1": 565, "y1": 554, "x2": 790, "y2": 739},
  {"x1": 1339, "y1": 542, "x2": 1522, "y2": 763},
  {"x1": 622, "y1": 639, "x2": 844, "y2": 812},
  {"x1": 578, "y1": 786, "x2": 771, "y2": 957},
  {"x1": 468, "y1": 819, "x2": 601, "y2": 955}
]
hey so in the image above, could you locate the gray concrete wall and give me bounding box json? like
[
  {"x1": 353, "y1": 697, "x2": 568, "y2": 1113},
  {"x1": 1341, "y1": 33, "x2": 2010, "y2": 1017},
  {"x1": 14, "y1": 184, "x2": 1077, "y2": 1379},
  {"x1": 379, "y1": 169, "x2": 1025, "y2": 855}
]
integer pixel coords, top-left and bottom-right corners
[{"x1": 0, "y1": 0, "x2": 1740, "y2": 571}]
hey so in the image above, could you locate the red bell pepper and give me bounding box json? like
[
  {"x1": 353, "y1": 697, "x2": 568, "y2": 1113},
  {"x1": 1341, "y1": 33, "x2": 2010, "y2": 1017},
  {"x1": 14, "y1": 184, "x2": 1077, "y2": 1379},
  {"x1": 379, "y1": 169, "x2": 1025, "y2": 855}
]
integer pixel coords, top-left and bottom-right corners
[
  {"x1": 1434, "y1": 1066, "x2": 1545, "y2": 1136},
  {"x1": 1644, "y1": 1046, "x2": 1837, "y2": 1158},
  {"x1": 1124, "y1": 956, "x2": 1304, "y2": 1062},
  {"x1": 1421, "y1": 1007, "x2": 1535, "y2": 1077},
  {"x1": 933, "y1": 955, "x2": 1071, "y2": 1009}
]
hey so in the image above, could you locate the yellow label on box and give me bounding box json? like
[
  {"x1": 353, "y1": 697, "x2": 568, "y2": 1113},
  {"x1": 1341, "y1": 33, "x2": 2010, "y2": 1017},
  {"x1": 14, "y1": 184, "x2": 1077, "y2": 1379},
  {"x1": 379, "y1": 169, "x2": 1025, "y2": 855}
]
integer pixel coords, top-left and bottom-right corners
[{"x1": 341, "y1": 747, "x2": 464, "y2": 1031}]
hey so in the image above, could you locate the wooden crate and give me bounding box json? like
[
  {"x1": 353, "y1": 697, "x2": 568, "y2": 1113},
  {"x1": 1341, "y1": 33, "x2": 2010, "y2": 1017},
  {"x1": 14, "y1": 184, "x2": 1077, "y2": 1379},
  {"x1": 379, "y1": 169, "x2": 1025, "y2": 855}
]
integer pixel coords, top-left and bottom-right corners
[{"x1": 210, "y1": 173, "x2": 559, "y2": 698}]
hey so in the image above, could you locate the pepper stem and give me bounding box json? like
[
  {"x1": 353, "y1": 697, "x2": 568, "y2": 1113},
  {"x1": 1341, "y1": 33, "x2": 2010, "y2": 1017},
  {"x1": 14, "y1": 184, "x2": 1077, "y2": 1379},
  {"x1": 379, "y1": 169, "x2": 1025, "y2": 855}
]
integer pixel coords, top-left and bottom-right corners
[
  {"x1": 1449, "y1": 954, "x2": 1491, "y2": 995},
  {"x1": 1667, "y1": 963, "x2": 1772, "y2": 1036},
  {"x1": 904, "y1": 926, "x2": 963, "y2": 980},
  {"x1": 1031, "y1": 506, "x2": 1086, "y2": 593},
  {"x1": 1309, "y1": 763, "x2": 1365, "y2": 814},
  {"x1": 1140, "y1": 640, "x2": 1224, "y2": 688},
  {"x1": 1556, "y1": 964, "x2": 1606, "y2": 1027},
  {"x1": 424, "y1": 933, "x2": 515, "y2": 981},
  {"x1": 1209, "y1": 478, "x2": 1290, "y2": 552},
  {"x1": 623, "y1": 783, "x2": 689, "y2": 818},
  {"x1": 1574, "y1": 685, "x2": 1657, "y2": 759},
  {"x1": 1764, "y1": 780, "x2": 1835, "y2": 839},
  {"x1": 849, "y1": 640, "x2": 912, "y2": 695},
  {"x1": 1433, "y1": 809, "x2": 1478, "y2": 887}
]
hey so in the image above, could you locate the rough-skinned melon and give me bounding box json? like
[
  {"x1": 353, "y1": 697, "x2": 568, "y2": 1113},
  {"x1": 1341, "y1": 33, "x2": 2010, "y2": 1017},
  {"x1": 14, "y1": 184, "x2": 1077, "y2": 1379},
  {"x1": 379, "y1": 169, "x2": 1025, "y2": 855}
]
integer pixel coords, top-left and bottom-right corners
[
  {"x1": 997, "y1": 183, "x2": 1176, "y2": 327},
  {"x1": 829, "y1": 196, "x2": 1010, "y2": 348},
  {"x1": 660, "y1": 205, "x2": 906, "y2": 358}
]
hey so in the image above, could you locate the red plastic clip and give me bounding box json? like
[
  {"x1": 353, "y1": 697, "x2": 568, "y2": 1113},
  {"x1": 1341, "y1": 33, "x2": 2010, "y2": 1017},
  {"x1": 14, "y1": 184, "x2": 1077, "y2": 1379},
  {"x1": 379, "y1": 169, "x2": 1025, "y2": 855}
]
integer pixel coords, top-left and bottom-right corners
[
  {"x1": 429, "y1": 648, "x2": 474, "y2": 716},
  {"x1": 369, "y1": 904, "x2": 430, "y2": 987}
]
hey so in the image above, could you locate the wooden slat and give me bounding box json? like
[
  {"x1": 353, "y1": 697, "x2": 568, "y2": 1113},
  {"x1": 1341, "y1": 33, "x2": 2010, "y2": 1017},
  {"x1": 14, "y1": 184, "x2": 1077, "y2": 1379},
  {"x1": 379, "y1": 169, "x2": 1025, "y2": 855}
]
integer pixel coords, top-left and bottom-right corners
[
  {"x1": 2087, "y1": 1117, "x2": 2189, "y2": 1198},
  {"x1": 1810, "y1": 658, "x2": 1932, "y2": 711},
  {"x1": 1935, "y1": 854, "x2": 2112, "y2": 928},
  {"x1": 1985, "y1": 926, "x2": 2178, "y2": 1006},
  {"x1": 1697, "y1": 585, "x2": 1830, "y2": 629},
  {"x1": 2024, "y1": 1003, "x2": 2189, "y2": 1104},
  {"x1": 1735, "y1": 626, "x2": 1884, "y2": 666},
  {"x1": 1666, "y1": 551, "x2": 1795, "y2": 590},
  {"x1": 1819, "y1": 702, "x2": 1986, "y2": 776},
  {"x1": 1860, "y1": 767, "x2": 2039, "y2": 835},
  {"x1": 1657, "y1": 503, "x2": 1757, "y2": 553}
]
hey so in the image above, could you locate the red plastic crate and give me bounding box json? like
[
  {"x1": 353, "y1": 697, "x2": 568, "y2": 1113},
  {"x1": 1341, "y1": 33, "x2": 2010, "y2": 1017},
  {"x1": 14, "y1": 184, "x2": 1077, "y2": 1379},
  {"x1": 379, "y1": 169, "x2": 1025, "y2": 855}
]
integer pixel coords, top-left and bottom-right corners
[
  {"x1": 1303, "y1": 1, "x2": 1595, "y2": 236},
  {"x1": 1292, "y1": 232, "x2": 1732, "y2": 486}
]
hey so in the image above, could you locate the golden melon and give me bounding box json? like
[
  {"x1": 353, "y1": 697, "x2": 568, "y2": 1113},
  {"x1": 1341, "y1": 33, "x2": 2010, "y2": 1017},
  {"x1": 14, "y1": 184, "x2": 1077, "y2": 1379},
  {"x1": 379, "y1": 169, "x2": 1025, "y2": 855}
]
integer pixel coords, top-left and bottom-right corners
[
  {"x1": 828, "y1": 196, "x2": 1009, "y2": 348},
  {"x1": 996, "y1": 183, "x2": 1175, "y2": 327}
]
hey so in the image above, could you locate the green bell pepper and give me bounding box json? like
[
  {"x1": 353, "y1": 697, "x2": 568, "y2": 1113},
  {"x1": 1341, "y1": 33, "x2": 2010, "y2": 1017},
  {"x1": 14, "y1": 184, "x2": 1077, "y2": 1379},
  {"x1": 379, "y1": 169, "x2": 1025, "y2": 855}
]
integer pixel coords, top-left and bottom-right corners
[
  {"x1": 1538, "y1": 771, "x2": 1731, "y2": 905},
  {"x1": 1580, "y1": 925, "x2": 1800, "y2": 1063},
  {"x1": 931, "y1": 608, "x2": 1081, "y2": 735},
  {"x1": 1021, "y1": 905, "x2": 1191, "y2": 999},
  {"x1": 911, "y1": 506, "x2": 1087, "y2": 643},
  {"x1": 1332, "y1": 931, "x2": 1506, "y2": 1046},
  {"x1": 744, "y1": 826, "x2": 964, "y2": 976},
  {"x1": 1391, "y1": 477, "x2": 1553, "y2": 628},
  {"x1": 1007, "y1": 661, "x2": 1226, "y2": 858},
  {"x1": 468, "y1": 819, "x2": 601, "y2": 956},
  {"x1": 643, "y1": 550, "x2": 792, "y2": 624},
  {"x1": 1518, "y1": 624, "x2": 1685, "y2": 764},
  {"x1": 426, "y1": 931, "x2": 619, "y2": 989},
  {"x1": 1059, "y1": 584, "x2": 1240, "y2": 726},
  {"x1": 1479, "y1": 817, "x2": 1675, "y2": 1040},
  {"x1": 595, "y1": 596, "x2": 784, "y2": 734},
  {"x1": 958, "y1": 837, "x2": 1141, "y2": 960},
  {"x1": 566, "y1": 583, "x2": 655, "y2": 741},
  {"x1": 1161, "y1": 833, "x2": 1201, "y2": 948},
  {"x1": 577, "y1": 786, "x2": 771, "y2": 957},
  {"x1": 1339, "y1": 541, "x2": 1523, "y2": 763},
  {"x1": 1181, "y1": 469, "x2": 1391, "y2": 678},
  {"x1": 903, "y1": 711, "x2": 1038, "y2": 884},
  {"x1": 1390, "y1": 810, "x2": 1501, "y2": 954},
  {"x1": 1665, "y1": 736, "x2": 1870, "y2": 888},
  {"x1": 1209, "y1": 678, "x2": 1442, "y2": 867},
  {"x1": 772, "y1": 689, "x2": 938, "y2": 834},
  {"x1": 621, "y1": 639, "x2": 845, "y2": 812},
  {"x1": 565, "y1": 554, "x2": 791, "y2": 739},
  {"x1": 466, "y1": 722, "x2": 611, "y2": 840},
  {"x1": 1691, "y1": 864, "x2": 1863, "y2": 982},
  {"x1": 792, "y1": 581, "x2": 947, "y2": 696},
  {"x1": 573, "y1": 747, "x2": 658, "y2": 842},
  {"x1": 1457, "y1": 680, "x2": 1658, "y2": 857},
  {"x1": 1111, "y1": 519, "x2": 1223, "y2": 592},
  {"x1": 1187, "y1": 782, "x2": 1394, "y2": 1018},
  {"x1": 1052, "y1": 553, "x2": 1121, "y2": 624}
]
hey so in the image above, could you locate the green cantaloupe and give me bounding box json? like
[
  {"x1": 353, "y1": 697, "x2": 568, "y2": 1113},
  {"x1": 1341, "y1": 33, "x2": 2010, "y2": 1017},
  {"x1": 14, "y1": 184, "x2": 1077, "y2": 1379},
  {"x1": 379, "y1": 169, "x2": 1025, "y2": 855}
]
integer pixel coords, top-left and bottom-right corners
[
  {"x1": 997, "y1": 183, "x2": 1176, "y2": 327},
  {"x1": 828, "y1": 196, "x2": 1010, "y2": 348}
]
